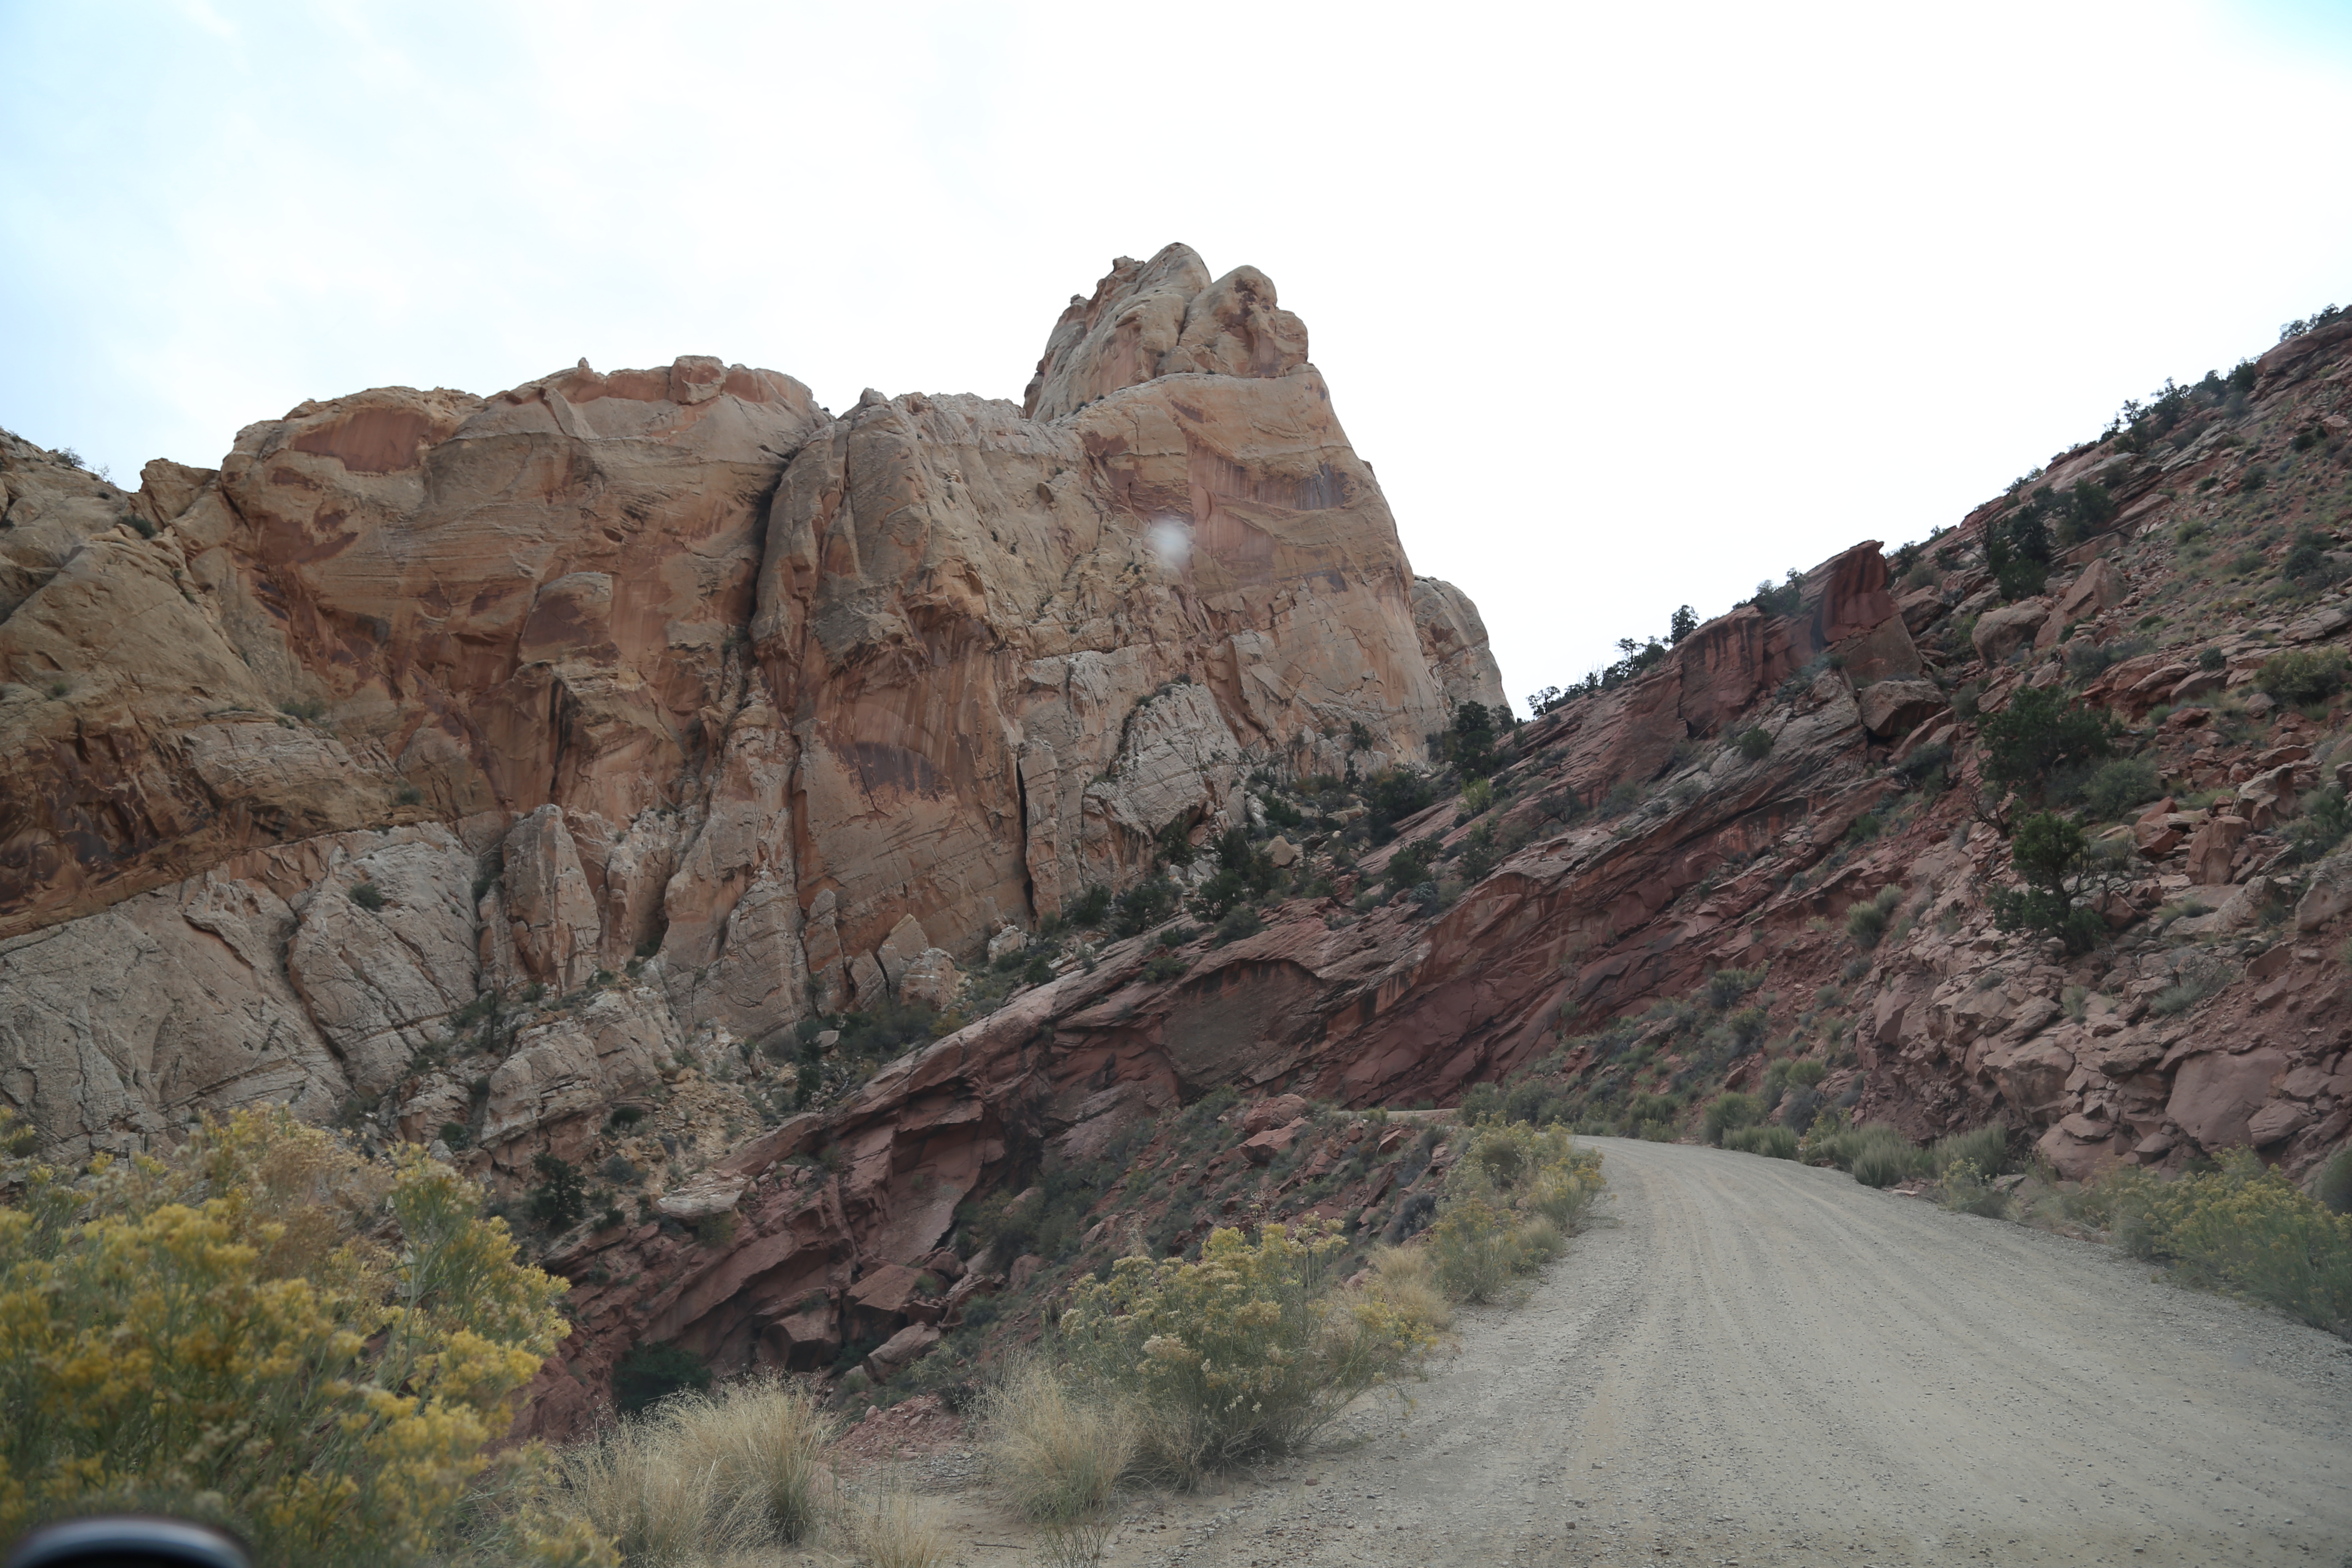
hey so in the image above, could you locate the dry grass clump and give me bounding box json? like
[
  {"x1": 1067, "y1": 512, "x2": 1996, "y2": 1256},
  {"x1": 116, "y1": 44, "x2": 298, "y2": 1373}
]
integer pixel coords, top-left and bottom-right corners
[
  {"x1": 1364, "y1": 1242, "x2": 1452, "y2": 1333},
  {"x1": 535, "y1": 1377, "x2": 835, "y2": 1565},
  {"x1": 844, "y1": 1484, "x2": 950, "y2": 1568},
  {"x1": 978, "y1": 1358, "x2": 1138, "y2": 1523}
]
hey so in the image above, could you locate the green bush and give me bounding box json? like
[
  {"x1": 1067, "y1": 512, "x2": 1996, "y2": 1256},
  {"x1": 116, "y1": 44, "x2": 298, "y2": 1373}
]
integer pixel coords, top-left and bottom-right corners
[
  {"x1": 2285, "y1": 786, "x2": 2350, "y2": 865},
  {"x1": 1726, "y1": 1124, "x2": 1798, "y2": 1159},
  {"x1": 1703, "y1": 1092, "x2": 1761, "y2": 1146},
  {"x1": 1805, "y1": 1117, "x2": 1927, "y2": 1188},
  {"x1": 1783, "y1": 1060, "x2": 1828, "y2": 1089},
  {"x1": 1850, "y1": 1145, "x2": 1912, "y2": 1188},
  {"x1": 2255, "y1": 648, "x2": 2349, "y2": 704},
  {"x1": 2318, "y1": 1149, "x2": 2352, "y2": 1216},
  {"x1": 1980, "y1": 686, "x2": 2113, "y2": 801},
  {"x1": 1939, "y1": 1161, "x2": 2012, "y2": 1219},
  {"x1": 1988, "y1": 811, "x2": 2105, "y2": 954},
  {"x1": 527, "y1": 1152, "x2": 587, "y2": 1230},
  {"x1": 1366, "y1": 770, "x2": 1436, "y2": 842},
  {"x1": 1931, "y1": 1124, "x2": 2012, "y2": 1178},
  {"x1": 2095, "y1": 1153, "x2": 2352, "y2": 1334},
  {"x1": 2075, "y1": 757, "x2": 2162, "y2": 820},
  {"x1": 1142, "y1": 952, "x2": 1188, "y2": 983},
  {"x1": 1703, "y1": 966, "x2": 1765, "y2": 1010},
  {"x1": 1064, "y1": 886, "x2": 1112, "y2": 928},
  {"x1": 1425, "y1": 1125, "x2": 1604, "y2": 1302},
  {"x1": 1735, "y1": 727, "x2": 1773, "y2": 762},
  {"x1": 1213, "y1": 906, "x2": 1263, "y2": 945},
  {"x1": 1109, "y1": 878, "x2": 1179, "y2": 937},
  {"x1": 1845, "y1": 885, "x2": 1902, "y2": 949},
  {"x1": 349, "y1": 880, "x2": 388, "y2": 911},
  {"x1": 1623, "y1": 1093, "x2": 1679, "y2": 1131},
  {"x1": 1385, "y1": 838, "x2": 1438, "y2": 894}
]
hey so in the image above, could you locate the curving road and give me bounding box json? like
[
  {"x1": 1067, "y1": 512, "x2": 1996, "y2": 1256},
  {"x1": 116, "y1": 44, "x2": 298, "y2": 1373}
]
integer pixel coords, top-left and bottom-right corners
[{"x1": 1105, "y1": 1136, "x2": 2352, "y2": 1567}]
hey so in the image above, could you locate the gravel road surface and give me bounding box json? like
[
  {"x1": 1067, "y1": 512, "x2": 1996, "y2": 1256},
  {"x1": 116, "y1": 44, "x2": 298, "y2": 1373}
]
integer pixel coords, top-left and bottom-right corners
[{"x1": 1099, "y1": 1136, "x2": 2352, "y2": 1567}]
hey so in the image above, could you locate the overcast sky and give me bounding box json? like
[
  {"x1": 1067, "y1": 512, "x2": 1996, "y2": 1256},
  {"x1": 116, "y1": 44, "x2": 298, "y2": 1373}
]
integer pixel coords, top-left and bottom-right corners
[{"x1": 4, "y1": 1, "x2": 2349, "y2": 709}]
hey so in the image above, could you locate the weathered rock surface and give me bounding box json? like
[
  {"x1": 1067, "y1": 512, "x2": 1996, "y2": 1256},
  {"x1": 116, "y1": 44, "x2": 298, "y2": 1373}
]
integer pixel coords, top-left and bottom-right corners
[{"x1": 1, "y1": 244, "x2": 1494, "y2": 1159}]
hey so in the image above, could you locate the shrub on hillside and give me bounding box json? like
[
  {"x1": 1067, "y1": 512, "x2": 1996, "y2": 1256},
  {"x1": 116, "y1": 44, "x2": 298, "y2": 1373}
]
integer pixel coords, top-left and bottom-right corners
[
  {"x1": 1845, "y1": 885, "x2": 1903, "y2": 949},
  {"x1": 2074, "y1": 757, "x2": 2162, "y2": 820},
  {"x1": 0, "y1": 1106, "x2": 588, "y2": 1568},
  {"x1": 1930, "y1": 1124, "x2": 2012, "y2": 1178},
  {"x1": 2255, "y1": 648, "x2": 2349, "y2": 705},
  {"x1": 1427, "y1": 1124, "x2": 1605, "y2": 1303},
  {"x1": 2284, "y1": 786, "x2": 2350, "y2": 865},
  {"x1": 1988, "y1": 811, "x2": 2107, "y2": 954},
  {"x1": 1056, "y1": 1222, "x2": 1431, "y2": 1485},
  {"x1": 2091, "y1": 1153, "x2": 2352, "y2": 1335},
  {"x1": 1979, "y1": 686, "x2": 2113, "y2": 802},
  {"x1": 1735, "y1": 726, "x2": 1773, "y2": 762},
  {"x1": 1803, "y1": 1114, "x2": 1929, "y2": 1188},
  {"x1": 1726, "y1": 1124, "x2": 1799, "y2": 1159},
  {"x1": 1703, "y1": 1091, "x2": 1761, "y2": 1146},
  {"x1": 1939, "y1": 1161, "x2": 2012, "y2": 1219}
]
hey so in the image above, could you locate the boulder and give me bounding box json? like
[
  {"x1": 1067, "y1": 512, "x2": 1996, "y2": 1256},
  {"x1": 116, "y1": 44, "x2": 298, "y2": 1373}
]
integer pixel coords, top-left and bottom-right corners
[
  {"x1": 1856, "y1": 680, "x2": 1946, "y2": 739},
  {"x1": 1971, "y1": 602, "x2": 2050, "y2": 664},
  {"x1": 865, "y1": 1322, "x2": 941, "y2": 1381},
  {"x1": 2168, "y1": 669, "x2": 2225, "y2": 704},
  {"x1": 2182, "y1": 815, "x2": 2248, "y2": 885},
  {"x1": 2296, "y1": 850, "x2": 2352, "y2": 931},
  {"x1": 655, "y1": 1171, "x2": 749, "y2": 1221},
  {"x1": 986, "y1": 925, "x2": 1029, "y2": 962},
  {"x1": 2246, "y1": 1099, "x2": 2313, "y2": 1147},
  {"x1": 764, "y1": 1303, "x2": 841, "y2": 1369},
  {"x1": 898, "y1": 947, "x2": 965, "y2": 1011},
  {"x1": 1265, "y1": 835, "x2": 1301, "y2": 869},
  {"x1": 2165, "y1": 1049, "x2": 2285, "y2": 1150},
  {"x1": 2236, "y1": 765, "x2": 2300, "y2": 830},
  {"x1": 876, "y1": 915, "x2": 932, "y2": 989},
  {"x1": 1995, "y1": 1035, "x2": 2075, "y2": 1123},
  {"x1": 2054, "y1": 558, "x2": 2127, "y2": 621},
  {"x1": 1242, "y1": 1118, "x2": 1310, "y2": 1165},
  {"x1": 1242, "y1": 1093, "x2": 1311, "y2": 1135}
]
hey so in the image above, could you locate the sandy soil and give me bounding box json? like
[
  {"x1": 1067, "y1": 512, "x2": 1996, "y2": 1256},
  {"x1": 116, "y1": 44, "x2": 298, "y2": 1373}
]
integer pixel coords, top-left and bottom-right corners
[{"x1": 1044, "y1": 1136, "x2": 2352, "y2": 1568}]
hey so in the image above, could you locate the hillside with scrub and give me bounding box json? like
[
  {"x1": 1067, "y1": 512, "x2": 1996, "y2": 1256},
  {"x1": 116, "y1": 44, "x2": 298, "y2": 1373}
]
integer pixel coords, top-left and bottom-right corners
[{"x1": 3, "y1": 257, "x2": 2352, "y2": 1565}]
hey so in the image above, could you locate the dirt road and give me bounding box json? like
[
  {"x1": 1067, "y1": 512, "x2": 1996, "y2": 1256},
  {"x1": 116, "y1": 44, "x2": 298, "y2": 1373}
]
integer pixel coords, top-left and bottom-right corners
[{"x1": 1093, "y1": 1136, "x2": 2352, "y2": 1567}]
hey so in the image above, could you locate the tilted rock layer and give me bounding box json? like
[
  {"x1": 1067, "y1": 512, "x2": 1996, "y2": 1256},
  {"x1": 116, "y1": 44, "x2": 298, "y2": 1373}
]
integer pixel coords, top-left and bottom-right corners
[{"x1": 0, "y1": 244, "x2": 1491, "y2": 1156}]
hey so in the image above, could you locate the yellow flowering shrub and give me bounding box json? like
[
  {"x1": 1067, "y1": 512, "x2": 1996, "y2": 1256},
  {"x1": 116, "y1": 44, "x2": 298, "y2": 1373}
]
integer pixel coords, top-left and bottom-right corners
[
  {"x1": 0, "y1": 1106, "x2": 602, "y2": 1568},
  {"x1": 1056, "y1": 1222, "x2": 1432, "y2": 1484},
  {"x1": 2091, "y1": 1151, "x2": 2352, "y2": 1335}
]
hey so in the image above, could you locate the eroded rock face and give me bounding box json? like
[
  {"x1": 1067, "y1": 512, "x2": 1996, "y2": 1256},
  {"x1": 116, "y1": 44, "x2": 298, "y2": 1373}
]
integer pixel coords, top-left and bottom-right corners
[{"x1": 0, "y1": 244, "x2": 1484, "y2": 1159}]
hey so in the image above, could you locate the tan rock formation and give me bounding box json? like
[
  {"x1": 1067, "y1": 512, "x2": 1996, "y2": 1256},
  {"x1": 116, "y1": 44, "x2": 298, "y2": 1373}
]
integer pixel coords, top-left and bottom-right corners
[
  {"x1": 1412, "y1": 577, "x2": 1509, "y2": 714},
  {"x1": 1, "y1": 244, "x2": 1478, "y2": 1155}
]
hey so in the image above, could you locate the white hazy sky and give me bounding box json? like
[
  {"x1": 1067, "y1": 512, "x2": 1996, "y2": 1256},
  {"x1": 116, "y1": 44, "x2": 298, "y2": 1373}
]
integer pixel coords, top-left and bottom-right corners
[{"x1": 4, "y1": 1, "x2": 2349, "y2": 709}]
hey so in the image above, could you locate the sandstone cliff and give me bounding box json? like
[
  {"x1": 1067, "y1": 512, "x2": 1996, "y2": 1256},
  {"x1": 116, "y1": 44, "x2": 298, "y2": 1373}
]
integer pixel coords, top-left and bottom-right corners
[{"x1": 0, "y1": 245, "x2": 1490, "y2": 1158}]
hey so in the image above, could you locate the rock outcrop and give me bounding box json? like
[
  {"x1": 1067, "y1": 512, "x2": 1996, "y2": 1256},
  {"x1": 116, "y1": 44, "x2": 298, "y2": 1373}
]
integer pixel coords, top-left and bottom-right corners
[{"x1": 0, "y1": 245, "x2": 1500, "y2": 1163}]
